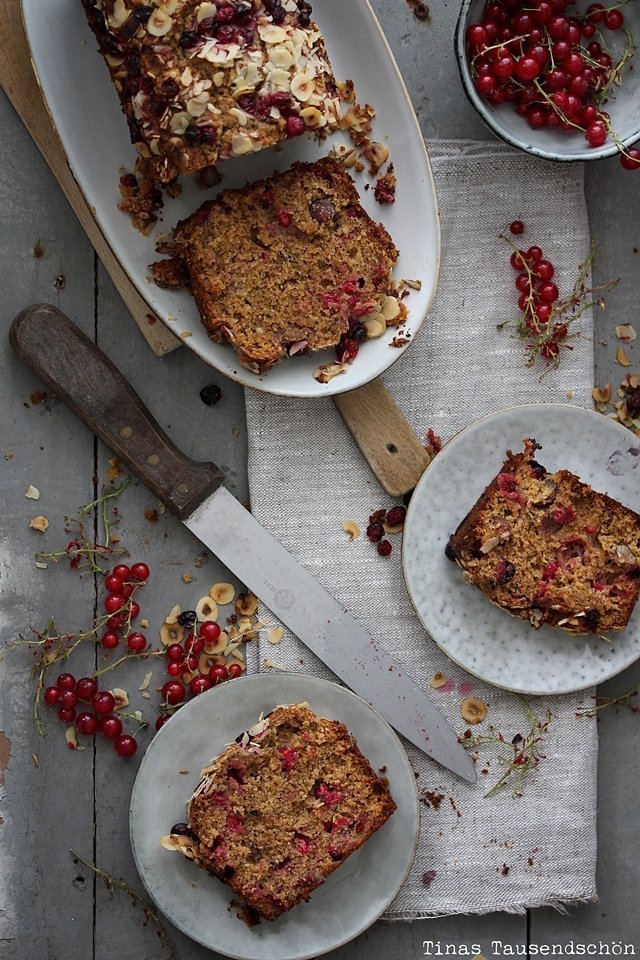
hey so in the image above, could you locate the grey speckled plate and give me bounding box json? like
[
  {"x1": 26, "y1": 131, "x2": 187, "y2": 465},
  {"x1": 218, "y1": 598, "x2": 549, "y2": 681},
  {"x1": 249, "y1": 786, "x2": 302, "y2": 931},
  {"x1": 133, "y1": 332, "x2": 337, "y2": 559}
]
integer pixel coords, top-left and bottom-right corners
[
  {"x1": 129, "y1": 674, "x2": 418, "y2": 960},
  {"x1": 402, "y1": 404, "x2": 640, "y2": 696}
]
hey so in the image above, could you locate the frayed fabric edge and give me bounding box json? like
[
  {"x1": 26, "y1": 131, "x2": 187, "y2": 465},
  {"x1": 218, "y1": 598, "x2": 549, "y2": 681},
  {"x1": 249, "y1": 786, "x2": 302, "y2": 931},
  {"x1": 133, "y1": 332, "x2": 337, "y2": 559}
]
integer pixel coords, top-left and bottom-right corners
[{"x1": 382, "y1": 893, "x2": 598, "y2": 922}]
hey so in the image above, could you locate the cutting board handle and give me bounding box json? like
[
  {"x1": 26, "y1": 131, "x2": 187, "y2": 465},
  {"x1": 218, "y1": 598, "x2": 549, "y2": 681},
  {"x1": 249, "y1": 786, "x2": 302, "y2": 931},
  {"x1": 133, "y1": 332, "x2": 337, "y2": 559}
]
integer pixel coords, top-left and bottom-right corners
[
  {"x1": 10, "y1": 304, "x2": 224, "y2": 519},
  {"x1": 333, "y1": 381, "x2": 432, "y2": 498}
]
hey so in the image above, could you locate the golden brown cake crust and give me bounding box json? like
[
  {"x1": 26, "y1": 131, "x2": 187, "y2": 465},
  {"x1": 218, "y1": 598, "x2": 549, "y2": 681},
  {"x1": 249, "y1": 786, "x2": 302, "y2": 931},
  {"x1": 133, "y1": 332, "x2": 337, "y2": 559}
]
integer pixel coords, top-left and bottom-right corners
[
  {"x1": 446, "y1": 439, "x2": 640, "y2": 635},
  {"x1": 152, "y1": 157, "x2": 401, "y2": 372},
  {"x1": 81, "y1": 0, "x2": 341, "y2": 182},
  {"x1": 165, "y1": 704, "x2": 396, "y2": 921}
]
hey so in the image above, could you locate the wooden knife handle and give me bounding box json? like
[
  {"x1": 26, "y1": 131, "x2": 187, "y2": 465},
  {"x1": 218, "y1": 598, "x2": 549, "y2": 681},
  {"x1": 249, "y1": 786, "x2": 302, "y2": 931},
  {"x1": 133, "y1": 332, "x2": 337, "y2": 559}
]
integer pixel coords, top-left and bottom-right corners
[
  {"x1": 334, "y1": 381, "x2": 431, "y2": 498},
  {"x1": 10, "y1": 304, "x2": 224, "y2": 519}
]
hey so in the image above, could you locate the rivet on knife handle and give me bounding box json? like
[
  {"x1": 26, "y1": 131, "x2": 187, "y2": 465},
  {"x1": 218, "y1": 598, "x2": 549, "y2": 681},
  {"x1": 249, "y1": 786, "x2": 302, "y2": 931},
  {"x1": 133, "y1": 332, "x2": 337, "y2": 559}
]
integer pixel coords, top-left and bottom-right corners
[{"x1": 10, "y1": 304, "x2": 224, "y2": 519}]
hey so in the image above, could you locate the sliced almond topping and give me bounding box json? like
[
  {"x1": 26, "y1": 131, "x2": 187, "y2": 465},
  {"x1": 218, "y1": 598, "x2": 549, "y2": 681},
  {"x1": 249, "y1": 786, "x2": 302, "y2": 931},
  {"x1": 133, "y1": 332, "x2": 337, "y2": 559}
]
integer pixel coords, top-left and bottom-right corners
[
  {"x1": 616, "y1": 324, "x2": 637, "y2": 342},
  {"x1": 147, "y1": 8, "x2": 173, "y2": 36},
  {"x1": 196, "y1": 596, "x2": 218, "y2": 622},
  {"x1": 342, "y1": 520, "x2": 360, "y2": 541},
  {"x1": 165, "y1": 604, "x2": 181, "y2": 625},
  {"x1": 139, "y1": 672, "x2": 153, "y2": 692},
  {"x1": 460, "y1": 696, "x2": 488, "y2": 724},
  {"x1": 111, "y1": 688, "x2": 129, "y2": 710},
  {"x1": 479, "y1": 536, "x2": 501, "y2": 554},
  {"x1": 364, "y1": 315, "x2": 386, "y2": 339},
  {"x1": 314, "y1": 362, "x2": 347, "y2": 383},
  {"x1": 430, "y1": 672, "x2": 448, "y2": 689},
  {"x1": 108, "y1": 0, "x2": 128, "y2": 28},
  {"x1": 160, "y1": 622, "x2": 185, "y2": 646},
  {"x1": 25, "y1": 485, "x2": 40, "y2": 500},
  {"x1": 210, "y1": 582, "x2": 235, "y2": 605},
  {"x1": 195, "y1": 1, "x2": 217, "y2": 21},
  {"x1": 235, "y1": 592, "x2": 259, "y2": 617},
  {"x1": 616, "y1": 543, "x2": 637, "y2": 565},
  {"x1": 231, "y1": 133, "x2": 254, "y2": 156},
  {"x1": 616, "y1": 346, "x2": 632, "y2": 367},
  {"x1": 267, "y1": 626, "x2": 285, "y2": 645},
  {"x1": 29, "y1": 516, "x2": 49, "y2": 533},
  {"x1": 592, "y1": 384, "x2": 612, "y2": 405}
]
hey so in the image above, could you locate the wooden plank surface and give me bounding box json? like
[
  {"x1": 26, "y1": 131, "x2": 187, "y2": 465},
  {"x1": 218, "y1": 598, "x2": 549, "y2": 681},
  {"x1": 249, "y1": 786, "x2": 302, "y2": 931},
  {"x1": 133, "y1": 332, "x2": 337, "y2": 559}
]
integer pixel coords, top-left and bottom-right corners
[{"x1": 1, "y1": 0, "x2": 639, "y2": 958}]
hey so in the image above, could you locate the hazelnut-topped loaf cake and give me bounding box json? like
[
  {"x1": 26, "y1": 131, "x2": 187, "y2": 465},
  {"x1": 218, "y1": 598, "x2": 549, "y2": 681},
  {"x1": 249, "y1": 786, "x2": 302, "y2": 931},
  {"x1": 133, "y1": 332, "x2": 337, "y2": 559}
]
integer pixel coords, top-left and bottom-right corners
[
  {"x1": 446, "y1": 439, "x2": 640, "y2": 635},
  {"x1": 152, "y1": 157, "x2": 403, "y2": 372},
  {"x1": 81, "y1": 0, "x2": 341, "y2": 182},
  {"x1": 161, "y1": 704, "x2": 396, "y2": 921}
]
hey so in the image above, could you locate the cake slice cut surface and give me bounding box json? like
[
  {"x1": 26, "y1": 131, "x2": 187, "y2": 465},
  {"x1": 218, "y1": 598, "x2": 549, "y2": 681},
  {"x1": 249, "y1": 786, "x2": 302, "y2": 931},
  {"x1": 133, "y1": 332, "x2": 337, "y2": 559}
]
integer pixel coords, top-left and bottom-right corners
[
  {"x1": 446, "y1": 439, "x2": 640, "y2": 635},
  {"x1": 152, "y1": 157, "x2": 403, "y2": 372},
  {"x1": 161, "y1": 703, "x2": 396, "y2": 921}
]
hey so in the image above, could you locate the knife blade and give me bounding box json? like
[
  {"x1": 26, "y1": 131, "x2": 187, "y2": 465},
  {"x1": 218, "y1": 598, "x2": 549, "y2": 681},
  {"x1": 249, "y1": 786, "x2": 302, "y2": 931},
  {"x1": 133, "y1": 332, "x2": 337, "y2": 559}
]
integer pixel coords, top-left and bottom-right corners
[{"x1": 10, "y1": 304, "x2": 476, "y2": 783}]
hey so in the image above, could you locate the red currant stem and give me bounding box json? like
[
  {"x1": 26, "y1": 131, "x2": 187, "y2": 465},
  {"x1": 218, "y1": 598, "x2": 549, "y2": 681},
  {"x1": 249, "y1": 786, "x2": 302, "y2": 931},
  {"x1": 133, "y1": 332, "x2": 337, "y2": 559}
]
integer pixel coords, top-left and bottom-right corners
[
  {"x1": 470, "y1": 33, "x2": 528, "y2": 72},
  {"x1": 115, "y1": 711, "x2": 148, "y2": 731},
  {"x1": 532, "y1": 81, "x2": 585, "y2": 132},
  {"x1": 597, "y1": 29, "x2": 635, "y2": 106},
  {"x1": 94, "y1": 649, "x2": 164, "y2": 678},
  {"x1": 69, "y1": 851, "x2": 179, "y2": 960}
]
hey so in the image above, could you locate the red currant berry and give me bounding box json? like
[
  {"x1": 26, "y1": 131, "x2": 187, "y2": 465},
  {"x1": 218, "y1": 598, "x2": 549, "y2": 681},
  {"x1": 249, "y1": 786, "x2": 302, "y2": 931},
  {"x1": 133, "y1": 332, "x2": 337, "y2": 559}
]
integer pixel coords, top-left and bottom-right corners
[
  {"x1": 189, "y1": 676, "x2": 212, "y2": 697},
  {"x1": 185, "y1": 634, "x2": 205, "y2": 655},
  {"x1": 604, "y1": 9, "x2": 623, "y2": 29},
  {"x1": 620, "y1": 148, "x2": 640, "y2": 171},
  {"x1": 551, "y1": 39, "x2": 570, "y2": 62},
  {"x1": 57, "y1": 672, "x2": 76, "y2": 691},
  {"x1": 101, "y1": 630, "x2": 120, "y2": 649},
  {"x1": 115, "y1": 734, "x2": 138, "y2": 758},
  {"x1": 130, "y1": 562, "x2": 150, "y2": 582},
  {"x1": 466, "y1": 23, "x2": 487, "y2": 46},
  {"x1": 121, "y1": 583, "x2": 134, "y2": 599},
  {"x1": 104, "y1": 574, "x2": 124, "y2": 593},
  {"x1": 475, "y1": 74, "x2": 496, "y2": 95},
  {"x1": 166, "y1": 643, "x2": 185, "y2": 662},
  {"x1": 534, "y1": 260, "x2": 555, "y2": 281},
  {"x1": 199, "y1": 621, "x2": 221, "y2": 644},
  {"x1": 167, "y1": 662, "x2": 183, "y2": 677},
  {"x1": 58, "y1": 706, "x2": 77, "y2": 724},
  {"x1": 509, "y1": 220, "x2": 524, "y2": 235},
  {"x1": 107, "y1": 614, "x2": 126, "y2": 630},
  {"x1": 76, "y1": 712, "x2": 98, "y2": 736},
  {"x1": 128, "y1": 601, "x2": 140, "y2": 620},
  {"x1": 155, "y1": 714, "x2": 170, "y2": 731},
  {"x1": 526, "y1": 246, "x2": 543, "y2": 263},
  {"x1": 127, "y1": 632, "x2": 147, "y2": 652},
  {"x1": 510, "y1": 250, "x2": 527, "y2": 270},
  {"x1": 186, "y1": 654, "x2": 199, "y2": 673},
  {"x1": 44, "y1": 686, "x2": 61, "y2": 706},
  {"x1": 493, "y1": 53, "x2": 516, "y2": 79},
  {"x1": 366, "y1": 522, "x2": 384, "y2": 543},
  {"x1": 515, "y1": 273, "x2": 532, "y2": 293},
  {"x1": 377, "y1": 539, "x2": 392, "y2": 557},
  {"x1": 112, "y1": 564, "x2": 131, "y2": 581},
  {"x1": 538, "y1": 282, "x2": 559, "y2": 303},
  {"x1": 585, "y1": 121, "x2": 607, "y2": 147},
  {"x1": 76, "y1": 677, "x2": 99, "y2": 701},
  {"x1": 515, "y1": 56, "x2": 541, "y2": 82},
  {"x1": 93, "y1": 691, "x2": 116, "y2": 714},
  {"x1": 98, "y1": 714, "x2": 123, "y2": 739},
  {"x1": 536, "y1": 303, "x2": 552, "y2": 323},
  {"x1": 162, "y1": 680, "x2": 186, "y2": 705},
  {"x1": 386, "y1": 505, "x2": 407, "y2": 526},
  {"x1": 61, "y1": 690, "x2": 79, "y2": 709},
  {"x1": 227, "y1": 663, "x2": 243, "y2": 679},
  {"x1": 547, "y1": 14, "x2": 569, "y2": 39},
  {"x1": 105, "y1": 593, "x2": 126, "y2": 614},
  {"x1": 209, "y1": 665, "x2": 229, "y2": 685},
  {"x1": 586, "y1": 2, "x2": 605, "y2": 22},
  {"x1": 553, "y1": 322, "x2": 569, "y2": 340}
]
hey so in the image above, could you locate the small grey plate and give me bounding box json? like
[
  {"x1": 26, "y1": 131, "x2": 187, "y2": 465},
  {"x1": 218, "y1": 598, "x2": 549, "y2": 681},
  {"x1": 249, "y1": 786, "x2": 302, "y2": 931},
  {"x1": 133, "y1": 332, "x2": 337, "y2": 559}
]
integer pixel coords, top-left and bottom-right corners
[
  {"x1": 402, "y1": 404, "x2": 640, "y2": 695},
  {"x1": 129, "y1": 674, "x2": 419, "y2": 960}
]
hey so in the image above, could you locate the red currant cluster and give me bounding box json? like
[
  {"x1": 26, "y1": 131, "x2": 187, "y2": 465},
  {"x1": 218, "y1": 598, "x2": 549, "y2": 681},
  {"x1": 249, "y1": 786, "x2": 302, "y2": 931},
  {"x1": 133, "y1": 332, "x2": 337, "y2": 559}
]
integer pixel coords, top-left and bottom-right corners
[
  {"x1": 156, "y1": 617, "x2": 243, "y2": 731},
  {"x1": 504, "y1": 219, "x2": 574, "y2": 364},
  {"x1": 43, "y1": 673, "x2": 137, "y2": 757},
  {"x1": 365, "y1": 505, "x2": 407, "y2": 557},
  {"x1": 466, "y1": 0, "x2": 640, "y2": 169},
  {"x1": 100, "y1": 561, "x2": 150, "y2": 651}
]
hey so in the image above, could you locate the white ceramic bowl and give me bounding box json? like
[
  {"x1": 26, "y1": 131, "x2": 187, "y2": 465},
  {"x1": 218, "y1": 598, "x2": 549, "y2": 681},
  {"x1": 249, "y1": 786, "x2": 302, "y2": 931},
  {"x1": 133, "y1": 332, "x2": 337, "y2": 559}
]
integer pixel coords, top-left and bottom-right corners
[{"x1": 455, "y1": 0, "x2": 640, "y2": 162}]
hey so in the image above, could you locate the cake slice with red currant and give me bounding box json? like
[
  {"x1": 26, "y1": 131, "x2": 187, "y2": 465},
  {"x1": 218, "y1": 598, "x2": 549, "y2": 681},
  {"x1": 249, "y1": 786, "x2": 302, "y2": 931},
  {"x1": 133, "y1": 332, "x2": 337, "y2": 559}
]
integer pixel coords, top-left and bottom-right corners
[
  {"x1": 446, "y1": 439, "x2": 640, "y2": 635},
  {"x1": 81, "y1": 0, "x2": 342, "y2": 183},
  {"x1": 161, "y1": 703, "x2": 396, "y2": 920},
  {"x1": 151, "y1": 157, "x2": 404, "y2": 372}
]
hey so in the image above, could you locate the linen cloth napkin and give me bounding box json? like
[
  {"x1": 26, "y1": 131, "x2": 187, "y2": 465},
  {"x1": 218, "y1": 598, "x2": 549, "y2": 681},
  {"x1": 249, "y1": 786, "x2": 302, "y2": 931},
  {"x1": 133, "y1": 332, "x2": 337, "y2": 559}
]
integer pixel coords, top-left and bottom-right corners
[{"x1": 245, "y1": 139, "x2": 598, "y2": 918}]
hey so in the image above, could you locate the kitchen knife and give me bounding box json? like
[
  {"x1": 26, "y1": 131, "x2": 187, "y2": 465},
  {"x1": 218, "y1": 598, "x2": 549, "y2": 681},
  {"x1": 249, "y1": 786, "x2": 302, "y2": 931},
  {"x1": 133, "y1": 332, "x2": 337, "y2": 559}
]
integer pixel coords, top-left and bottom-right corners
[{"x1": 10, "y1": 305, "x2": 476, "y2": 783}]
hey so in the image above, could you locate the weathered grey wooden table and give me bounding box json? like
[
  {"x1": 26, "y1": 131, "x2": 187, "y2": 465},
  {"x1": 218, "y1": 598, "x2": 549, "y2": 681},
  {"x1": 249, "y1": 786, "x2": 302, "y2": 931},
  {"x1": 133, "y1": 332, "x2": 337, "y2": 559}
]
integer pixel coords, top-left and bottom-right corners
[{"x1": 1, "y1": 2, "x2": 639, "y2": 958}]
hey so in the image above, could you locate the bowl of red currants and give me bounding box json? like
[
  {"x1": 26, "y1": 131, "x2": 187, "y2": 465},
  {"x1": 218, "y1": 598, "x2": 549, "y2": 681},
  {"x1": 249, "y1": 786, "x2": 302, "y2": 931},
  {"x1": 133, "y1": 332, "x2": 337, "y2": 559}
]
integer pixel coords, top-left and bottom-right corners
[{"x1": 455, "y1": 0, "x2": 640, "y2": 168}]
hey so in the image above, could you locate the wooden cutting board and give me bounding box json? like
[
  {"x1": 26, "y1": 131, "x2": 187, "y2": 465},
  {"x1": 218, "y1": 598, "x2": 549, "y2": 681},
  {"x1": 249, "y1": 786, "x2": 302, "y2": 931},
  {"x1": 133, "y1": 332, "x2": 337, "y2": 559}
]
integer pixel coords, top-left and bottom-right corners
[
  {"x1": 1, "y1": 0, "x2": 429, "y2": 496},
  {"x1": 0, "y1": 0, "x2": 180, "y2": 357}
]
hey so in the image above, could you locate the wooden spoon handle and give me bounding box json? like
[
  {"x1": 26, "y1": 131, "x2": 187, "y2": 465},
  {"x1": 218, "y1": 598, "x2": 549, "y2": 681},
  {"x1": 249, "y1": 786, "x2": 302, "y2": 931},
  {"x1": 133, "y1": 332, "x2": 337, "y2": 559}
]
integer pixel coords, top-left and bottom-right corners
[
  {"x1": 10, "y1": 304, "x2": 224, "y2": 519},
  {"x1": 334, "y1": 380, "x2": 431, "y2": 498}
]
